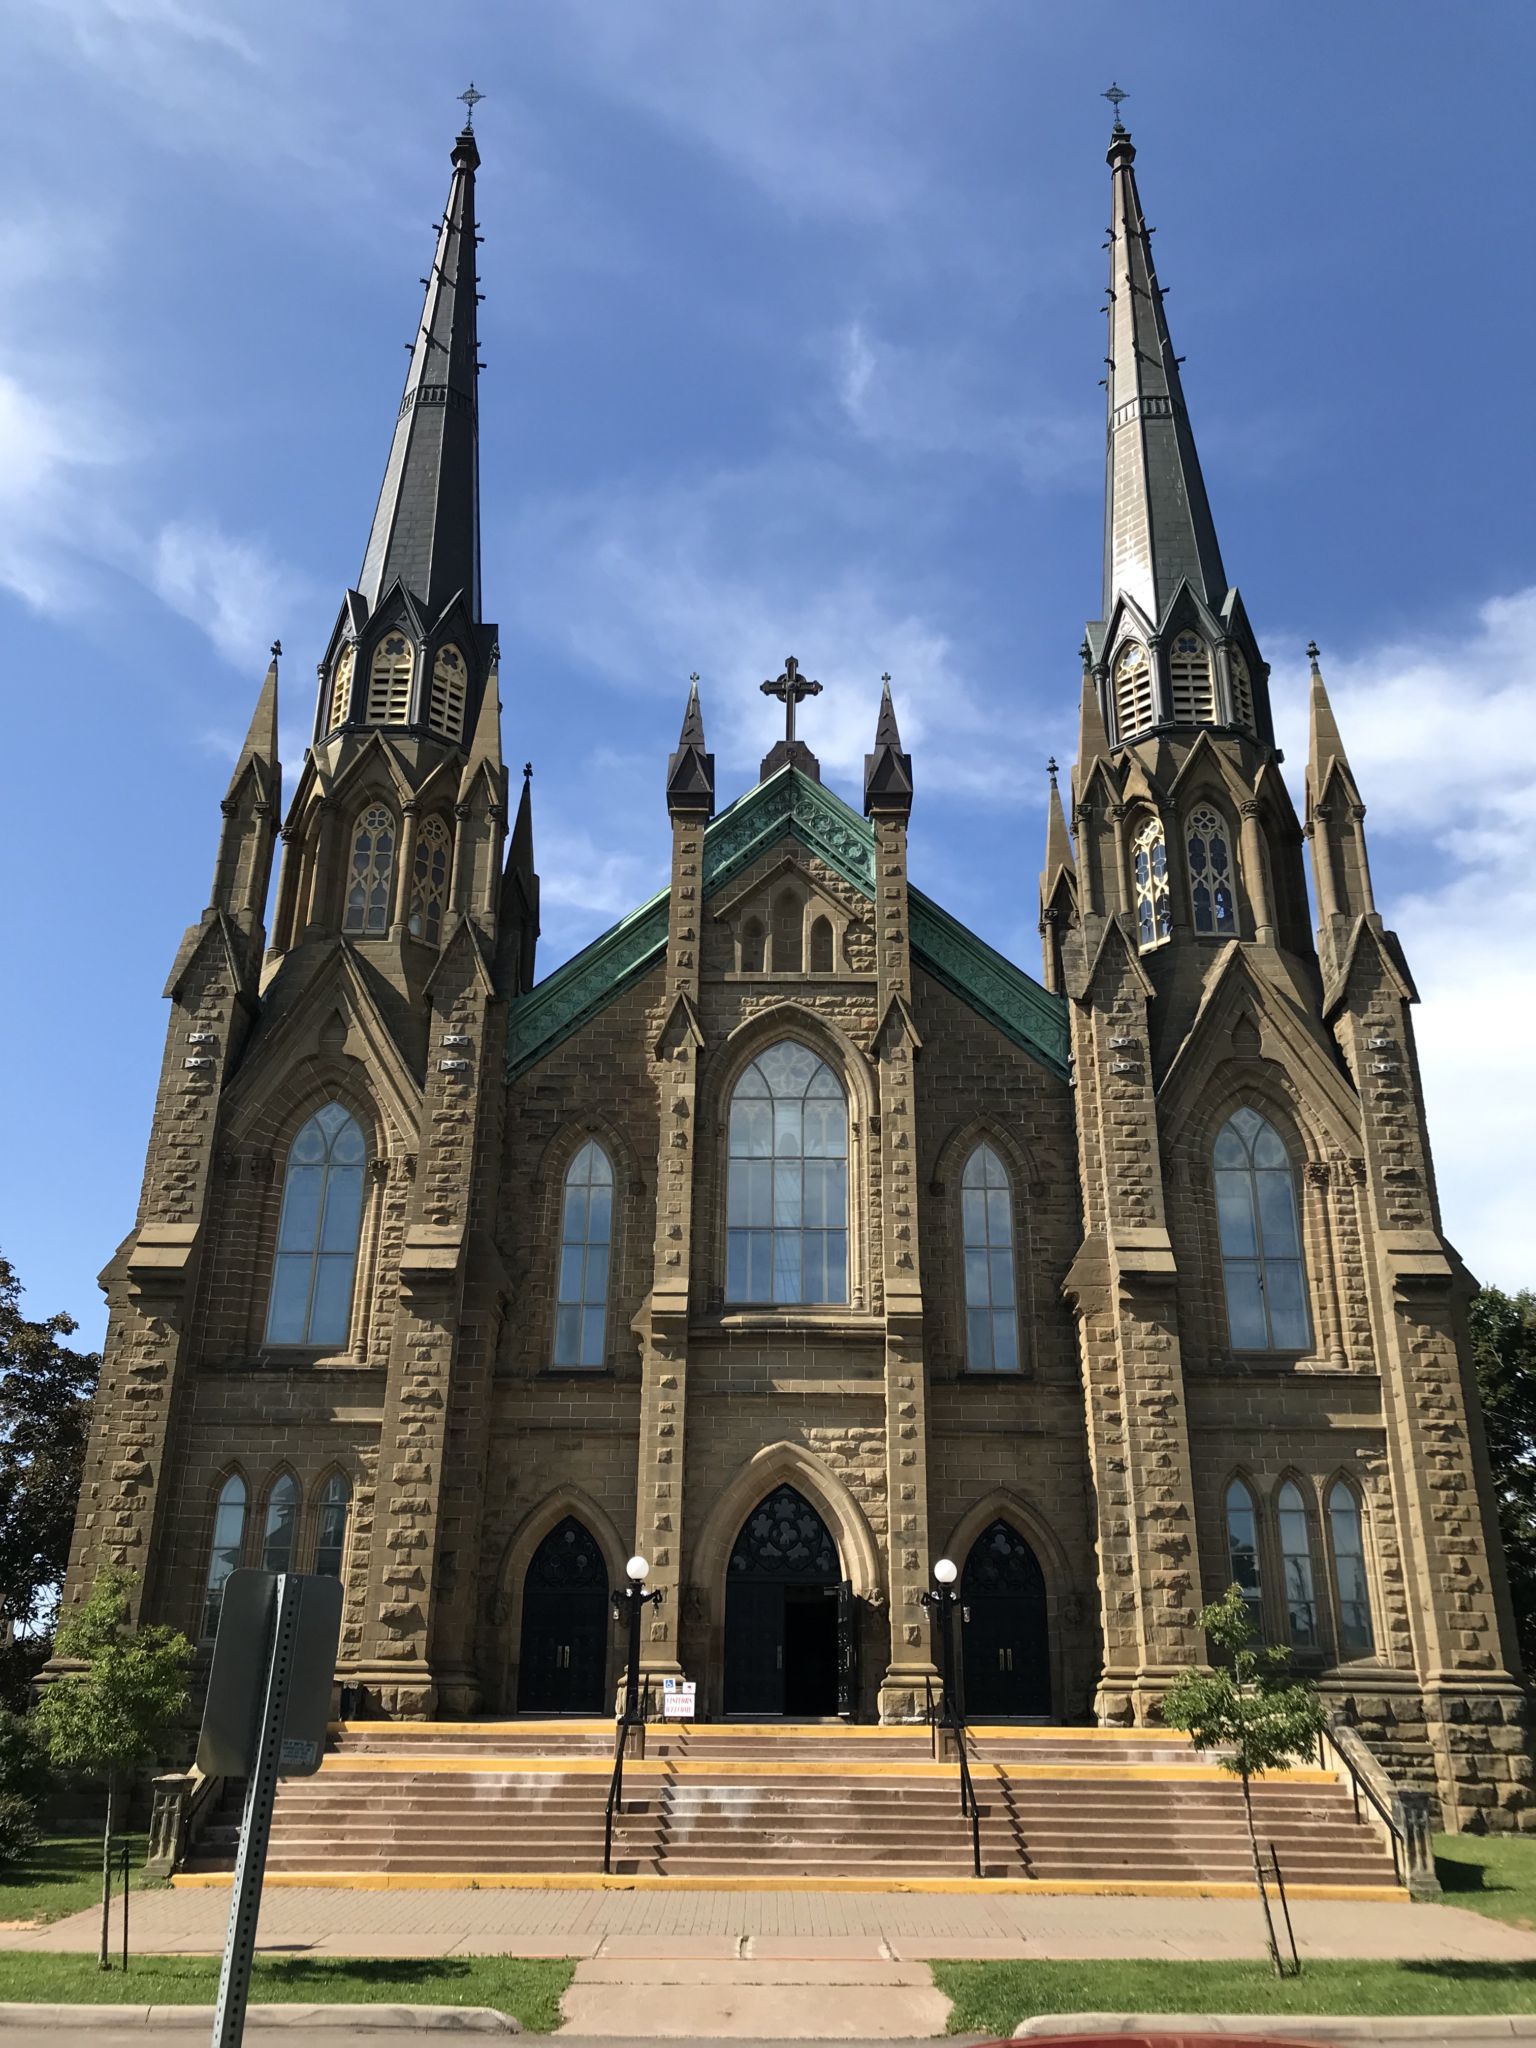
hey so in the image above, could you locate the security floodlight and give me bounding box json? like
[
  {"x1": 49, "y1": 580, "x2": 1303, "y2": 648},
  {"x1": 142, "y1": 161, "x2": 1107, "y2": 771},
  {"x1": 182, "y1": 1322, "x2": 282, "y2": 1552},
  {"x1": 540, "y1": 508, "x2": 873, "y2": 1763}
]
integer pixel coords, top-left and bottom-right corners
[
  {"x1": 932, "y1": 1557, "x2": 958, "y2": 1586},
  {"x1": 626, "y1": 1555, "x2": 649, "y2": 1582}
]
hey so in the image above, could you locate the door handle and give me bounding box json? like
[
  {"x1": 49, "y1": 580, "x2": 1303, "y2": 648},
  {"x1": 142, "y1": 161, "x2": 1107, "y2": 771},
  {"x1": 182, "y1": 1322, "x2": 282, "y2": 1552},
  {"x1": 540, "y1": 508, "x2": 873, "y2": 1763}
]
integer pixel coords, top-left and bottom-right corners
[{"x1": 777, "y1": 1645, "x2": 783, "y2": 1670}]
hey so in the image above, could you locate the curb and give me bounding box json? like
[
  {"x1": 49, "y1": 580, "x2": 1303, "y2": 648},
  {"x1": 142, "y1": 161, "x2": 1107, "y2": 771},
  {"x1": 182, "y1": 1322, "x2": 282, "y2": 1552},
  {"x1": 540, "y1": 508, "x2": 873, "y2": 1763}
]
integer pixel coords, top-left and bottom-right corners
[
  {"x1": 1013, "y1": 2019, "x2": 1536, "y2": 2040},
  {"x1": 0, "y1": 2003, "x2": 519, "y2": 2032}
]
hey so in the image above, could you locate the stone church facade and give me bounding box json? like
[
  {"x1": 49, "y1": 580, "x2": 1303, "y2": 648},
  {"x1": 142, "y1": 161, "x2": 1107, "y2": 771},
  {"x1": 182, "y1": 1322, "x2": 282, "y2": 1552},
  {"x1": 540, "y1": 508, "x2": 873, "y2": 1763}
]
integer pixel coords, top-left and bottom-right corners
[{"x1": 63, "y1": 114, "x2": 1529, "y2": 1831}]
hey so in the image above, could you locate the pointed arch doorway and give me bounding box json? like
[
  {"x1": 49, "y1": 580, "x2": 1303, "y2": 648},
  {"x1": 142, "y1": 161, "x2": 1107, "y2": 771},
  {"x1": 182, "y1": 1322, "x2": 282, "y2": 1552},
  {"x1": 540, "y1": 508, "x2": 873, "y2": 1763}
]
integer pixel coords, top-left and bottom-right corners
[
  {"x1": 518, "y1": 1517, "x2": 609, "y2": 1714},
  {"x1": 723, "y1": 1484, "x2": 852, "y2": 1718},
  {"x1": 960, "y1": 1520, "x2": 1051, "y2": 1719}
]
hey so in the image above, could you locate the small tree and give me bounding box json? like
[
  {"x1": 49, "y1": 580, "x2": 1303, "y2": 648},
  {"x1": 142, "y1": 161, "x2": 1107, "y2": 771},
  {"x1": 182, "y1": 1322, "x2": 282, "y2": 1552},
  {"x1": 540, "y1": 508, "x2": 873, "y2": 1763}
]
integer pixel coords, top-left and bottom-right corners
[
  {"x1": 1162, "y1": 1585, "x2": 1327, "y2": 1975},
  {"x1": 33, "y1": 1567, "x2": 191, "y2": 1968},
  {"x1": 0, "y1": 1706, "x2": 51, "y2": 1868}
]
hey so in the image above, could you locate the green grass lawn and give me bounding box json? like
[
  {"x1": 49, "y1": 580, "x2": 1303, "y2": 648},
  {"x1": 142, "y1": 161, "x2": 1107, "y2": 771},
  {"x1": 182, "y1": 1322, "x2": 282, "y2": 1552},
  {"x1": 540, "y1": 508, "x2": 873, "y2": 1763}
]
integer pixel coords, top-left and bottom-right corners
[
  {"x1": 1435, "y1": 1831, "x2": 1536, "y2": 1929},
  {"x1": 0, "y1": 1834, "x2": 162, "y2": 1928},
  {"x1": 0, "y1": 1952, "x2": 573, "y2": 2030},
  {"x1": 934, "y1": 1958, "x2": 1536, "y2": 2033}
]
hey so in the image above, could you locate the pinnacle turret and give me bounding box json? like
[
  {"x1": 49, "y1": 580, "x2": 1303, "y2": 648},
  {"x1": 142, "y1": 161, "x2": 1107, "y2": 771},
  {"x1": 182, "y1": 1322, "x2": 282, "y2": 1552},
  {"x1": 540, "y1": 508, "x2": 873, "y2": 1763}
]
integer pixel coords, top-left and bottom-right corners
[
  {"x1": 358, "y1": 124, "x2": 484, "y2": 624},
  {"x1": 863, "y1": 677, "x2": 912, "y2": 817},
  {"x1": 666, "y1": 678, "x2": 716, "y2": 815},
  {"x1": 1304, "y1": 640, "x2": 1359, "y2": 816}
]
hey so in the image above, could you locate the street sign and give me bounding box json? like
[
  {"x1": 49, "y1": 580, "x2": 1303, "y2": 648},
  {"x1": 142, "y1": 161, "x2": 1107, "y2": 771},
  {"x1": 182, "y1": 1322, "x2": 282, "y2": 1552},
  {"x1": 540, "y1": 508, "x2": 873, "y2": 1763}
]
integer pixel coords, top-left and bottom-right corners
[
  {"x1": 198, "y1": 1572, "x2": 344, "y2": 2048},
  {"x1": 196, "y1": 1570, "x2": 341, "y2": 1779}
]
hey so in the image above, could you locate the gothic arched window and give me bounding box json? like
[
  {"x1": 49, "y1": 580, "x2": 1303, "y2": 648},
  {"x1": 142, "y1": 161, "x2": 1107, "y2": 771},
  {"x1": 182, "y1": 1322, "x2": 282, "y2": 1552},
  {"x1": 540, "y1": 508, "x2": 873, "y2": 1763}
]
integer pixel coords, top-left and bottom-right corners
[
  {"x1": 1328, "y1": 1481, "x2": 1374, "y2": 1657},
  {"x1": 1131, "y1": 815, "x2": 1171, "y2": 949},
  {"x1": 343, "y1": 805, "x2": 396, "y2": 935},
  {"x1": 1169, "y1": 632, "x2": 1215, "y2": 724},
  {"x1": 428, "y1": 644, "x2": 468, "y2": 742},
  {"x1": 202, "y1": 1474, "x2": 246, "y2": 1638},
  {"x1": 553, "y1": 1140, "x2": 613, "y2": 1368},
  {"x1": 772, "y1": 890, "x2": 803, "y2": 973},
  {"x1": 1229, "y1": 650, "x2": 1256, "y2": 733},
  {"x1": 327, "y1": 643, "x2": 356, "y2": 733},
  {"x1": 261, "y1": 1472, "x2": 301, "y2": 1575},
  {"x1": 1224, "y1": 1478, "x2": 1262, "y2": 1628},
  {"x1": 739, "y1": 918, "x2": 765, "y2": 973},
  {"x1": 962, "y1": 1142, "x2": 1019, "y2": 1373},
  {"x1": 809, "y1": 916, "x2": 835, "y2": 974},
  {"x1": 1113, "y1": 642, "x2": 1153, "y2": 742},
  {"x1": 367, "y1": 633, "x2": 414, "y2": 724},
  {"x1": 265, "y1": 1103, "x2": 368, "y2": 1349},
  {"x1": 1214, "y1": 1108, "x2": 1310, "y2": 1352},
  {"x1": 407, "y1": 815, "x2": 451, "y2": 945},
  {"x1": 727, "y1": 1042, "x2": 848, "y2": 1305},
  {"x1": 313, "y1": 1472, "x2": 351, "y2": 1580},
  {"x1": 1278, "y1": 1480, "x2": 1318, "y2": 1648},
  {"x1": 1187, "y1": 805, "x2": 1238, "y2": 936}
]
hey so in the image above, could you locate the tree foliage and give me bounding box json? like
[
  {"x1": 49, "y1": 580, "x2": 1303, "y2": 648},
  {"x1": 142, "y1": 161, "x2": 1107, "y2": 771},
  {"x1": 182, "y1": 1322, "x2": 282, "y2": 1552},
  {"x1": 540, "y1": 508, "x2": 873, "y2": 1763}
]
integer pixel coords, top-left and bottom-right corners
[
  {"x1": 33, "y1": 1567, "x2": 191, "y2": 1783},
  {"x1": 0, "y1": 1252, "x2": 99, "y2": 1641},
  {"x1": 0, "y1": 1707, "x2": 50, "y2": 1869},
  {"x1": 1467, "y1": 1285, "x2": 1536, "y2": 1673}
]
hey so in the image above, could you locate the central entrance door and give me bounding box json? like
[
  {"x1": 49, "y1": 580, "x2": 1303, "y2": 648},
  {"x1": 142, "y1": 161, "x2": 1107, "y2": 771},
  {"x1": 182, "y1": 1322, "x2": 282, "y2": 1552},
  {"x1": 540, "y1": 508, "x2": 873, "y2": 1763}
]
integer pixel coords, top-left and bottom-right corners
[
  {"x1": 518, "y1": 1516, "x2": 609, "y2": 1714},
  {"x1": 960, "y1": 1520, "x2": 1051, "y2": 1718},
  {"x1": 724, "y1": 1484, "x2": 843, "y2": 1717}
]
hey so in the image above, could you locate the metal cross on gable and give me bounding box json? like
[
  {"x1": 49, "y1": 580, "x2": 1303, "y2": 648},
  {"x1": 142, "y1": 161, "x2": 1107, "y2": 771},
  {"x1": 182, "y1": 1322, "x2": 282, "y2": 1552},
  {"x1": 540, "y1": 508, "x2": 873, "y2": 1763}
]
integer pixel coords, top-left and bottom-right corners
[
  {"x1": 459, "y1": 82, "x2": 485, "y2": 129},
  {"x1": 1102, "y1": 82, "x2": 1129, "y2": 128},
  {"x1": 760, "y1": 655, "x2": 822, "y2": 746}
]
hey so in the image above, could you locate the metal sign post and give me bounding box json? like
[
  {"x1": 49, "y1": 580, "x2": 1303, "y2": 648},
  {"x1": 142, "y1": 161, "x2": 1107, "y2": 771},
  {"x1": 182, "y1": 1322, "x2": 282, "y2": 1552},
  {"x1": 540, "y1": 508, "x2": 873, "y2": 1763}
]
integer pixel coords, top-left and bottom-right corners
[{"x1": 196, "y1": 1570, "x2": 343, "y2": 2048}]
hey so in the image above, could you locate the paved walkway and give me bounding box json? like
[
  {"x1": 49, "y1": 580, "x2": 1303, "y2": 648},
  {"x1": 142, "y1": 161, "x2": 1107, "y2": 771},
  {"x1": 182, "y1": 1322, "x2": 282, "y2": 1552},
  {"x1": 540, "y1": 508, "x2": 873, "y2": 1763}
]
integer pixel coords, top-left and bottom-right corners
[{"x1": 6, "y1": 1885, "x2": 1536, "y2": 1963}]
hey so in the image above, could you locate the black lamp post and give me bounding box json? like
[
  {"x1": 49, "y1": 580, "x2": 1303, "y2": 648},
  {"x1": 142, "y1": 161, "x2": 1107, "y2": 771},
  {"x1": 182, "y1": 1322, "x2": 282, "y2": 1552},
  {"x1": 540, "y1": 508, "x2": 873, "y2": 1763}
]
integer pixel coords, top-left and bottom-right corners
[
  {"x1": 613, "y1": 1553, "x2": 665, "y2": 1727},
  {"x1": 919, "y1": 1556, "x2": 962, "y2": 1728}
]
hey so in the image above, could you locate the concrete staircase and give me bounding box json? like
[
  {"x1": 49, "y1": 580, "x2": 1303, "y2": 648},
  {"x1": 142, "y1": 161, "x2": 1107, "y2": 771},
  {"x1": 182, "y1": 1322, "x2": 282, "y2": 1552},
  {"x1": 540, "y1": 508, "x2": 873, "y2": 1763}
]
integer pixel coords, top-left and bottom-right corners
[{"x1": 180, "y1": 1720, "x2": 1403, "y2": 1893}]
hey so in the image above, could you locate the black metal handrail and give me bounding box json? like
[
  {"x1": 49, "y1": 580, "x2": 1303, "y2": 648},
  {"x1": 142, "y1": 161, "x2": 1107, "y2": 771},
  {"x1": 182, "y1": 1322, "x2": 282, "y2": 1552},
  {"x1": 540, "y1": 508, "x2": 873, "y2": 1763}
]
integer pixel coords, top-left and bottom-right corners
[
  {"x1": 602, "y1": 1719, "x2": 627, "y2": 1876},
  {"x1": 926, "y1": 1673, "x2": 981, "y2": 1877},
  {"x1": 1316, "y1": 1725, "x2": 1404, "y2": 1887}
]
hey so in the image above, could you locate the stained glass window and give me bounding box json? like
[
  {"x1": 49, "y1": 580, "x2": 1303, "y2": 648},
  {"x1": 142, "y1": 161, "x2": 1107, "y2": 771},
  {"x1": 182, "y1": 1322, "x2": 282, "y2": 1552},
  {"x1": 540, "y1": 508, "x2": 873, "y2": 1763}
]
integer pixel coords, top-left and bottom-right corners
[
  {"x1": 1132, "y1": 815, "x2": 1171, "y2": 949},
  {"x1": 408, "y1": 815, "x2": 451, "y2": 944},
  {"x1": 202, "y1": 1474, "x2": 246, "y2": 1639},
  {"x1": 261, "y1": 1472, "x2": 300, "y2": 1575},
  {"x1": 726, "y1": 1042, "x2": 847, "y2": 1305},
  {"x1": 1224, "y1": 1479, "x2": 1262, "y2": 1628},
  {"x1": 729, "y1": 1485, "x2": 838, "y2": 1581},
  {"x1": 1329, "y1": 1481, "x2": 1374, "y2": 1657},
  {"x1": 265, "y1": 1103, "x2": 367, "y2": 1348},
  {"x1": 962, "y1": 1143, "x2": 1019, "y2": 1372},
  {"x1": 343, "y1": 805, "x2": 396, "y2": 935},
  {"x1": 1278, "y1": 1480, "x2": 1318, "y2": 1648},
  {"x1": 1214, "y1": 1108, "x2": 1310, "y2": 1351},
  {"x1": 1188, "y1": 805, "x2": 1238, "y2": 936},
  {"x1": 553, "y1": 1141, "x2": 613, "y2": 1368},
  {"x1": 313, "y1": 1472, "x2": 351, "y2": 1580}
]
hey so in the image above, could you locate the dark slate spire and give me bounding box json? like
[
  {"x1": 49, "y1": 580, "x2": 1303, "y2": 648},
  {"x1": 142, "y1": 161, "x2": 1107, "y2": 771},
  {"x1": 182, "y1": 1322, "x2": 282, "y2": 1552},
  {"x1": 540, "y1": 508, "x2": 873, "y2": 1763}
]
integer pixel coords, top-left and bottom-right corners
[
  {"x1": 863, "y1": 676, "x2": 912, "y2": 817},
  {"x1": 358, "y1": 123, "x2": 483, "y2": 624},
  {"x1": 497, "y1": 762, "x2": 540, "y2": 996},
  {"x1": 667, "y1": 677, "x2": 716, "y2": 815},
  {"x1": 1102, "y1": 123, "x2": 1226, "y2": 624}
]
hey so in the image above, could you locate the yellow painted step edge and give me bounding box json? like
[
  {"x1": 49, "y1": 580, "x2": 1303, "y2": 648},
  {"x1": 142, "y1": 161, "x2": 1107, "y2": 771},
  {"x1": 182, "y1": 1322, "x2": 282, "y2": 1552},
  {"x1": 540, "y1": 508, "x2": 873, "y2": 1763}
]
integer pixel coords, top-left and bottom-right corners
[
  {"x1": 171, "y1": 1869, "x2": 1406, "y2": 1903},
  {"x1": 310, "y1": 1754, "x2": 1336, "y2": 1783},
  {"x1": 330, "y1": 1720, "x2": 1198, "y2": 1743}
]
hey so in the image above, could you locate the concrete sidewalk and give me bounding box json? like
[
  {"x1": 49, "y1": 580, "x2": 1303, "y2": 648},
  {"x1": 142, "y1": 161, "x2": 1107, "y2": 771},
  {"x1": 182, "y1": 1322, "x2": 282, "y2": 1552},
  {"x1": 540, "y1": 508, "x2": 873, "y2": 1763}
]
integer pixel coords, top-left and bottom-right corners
[{"x1": 5, "y1": 1884, "x2": 1536, "y2": 1963}]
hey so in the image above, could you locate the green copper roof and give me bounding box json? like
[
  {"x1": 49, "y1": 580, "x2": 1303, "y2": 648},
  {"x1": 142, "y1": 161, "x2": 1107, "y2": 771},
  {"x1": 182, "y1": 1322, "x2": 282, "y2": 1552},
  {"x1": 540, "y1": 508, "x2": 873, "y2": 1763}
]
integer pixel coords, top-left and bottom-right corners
[{"x1": 505, "y1": 766, "x2": 1069, "y2": 1080}]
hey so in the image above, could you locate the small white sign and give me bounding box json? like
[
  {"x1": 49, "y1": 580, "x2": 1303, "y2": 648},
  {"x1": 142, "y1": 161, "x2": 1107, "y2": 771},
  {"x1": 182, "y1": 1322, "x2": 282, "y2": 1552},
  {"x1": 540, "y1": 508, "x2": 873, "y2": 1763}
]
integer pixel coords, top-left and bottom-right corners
[{"x1": 662, "y1": 1683, "x2": 697, "y2": 1719}]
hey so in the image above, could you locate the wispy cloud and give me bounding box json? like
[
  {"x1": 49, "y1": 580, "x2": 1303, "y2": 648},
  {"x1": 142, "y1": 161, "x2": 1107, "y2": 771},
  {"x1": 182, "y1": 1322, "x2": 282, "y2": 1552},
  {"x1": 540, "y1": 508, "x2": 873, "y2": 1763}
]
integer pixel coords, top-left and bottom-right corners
[
  {"x1": 152, "y1": 519, "x2": 294, "y2": 667},
  {"x1": 1274, "y1": 588, "x2": 1536, "y2": 1289}
]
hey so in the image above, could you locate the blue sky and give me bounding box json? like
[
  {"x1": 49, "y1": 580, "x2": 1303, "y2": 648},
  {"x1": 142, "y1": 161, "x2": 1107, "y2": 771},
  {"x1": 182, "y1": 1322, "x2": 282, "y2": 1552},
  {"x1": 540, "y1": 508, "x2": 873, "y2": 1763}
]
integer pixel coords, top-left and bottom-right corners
[{"x1": 3, "y1": 0, "x2": 1533, "y2": 1345}]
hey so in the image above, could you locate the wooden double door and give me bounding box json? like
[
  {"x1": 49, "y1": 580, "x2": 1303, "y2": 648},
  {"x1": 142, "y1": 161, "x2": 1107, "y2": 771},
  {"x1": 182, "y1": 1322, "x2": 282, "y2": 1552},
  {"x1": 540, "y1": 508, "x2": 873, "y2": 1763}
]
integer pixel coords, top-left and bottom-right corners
[
  {"x1": 518, "y1": 1517, "x2": 609, "y2": 1714},
  {"x1": 958, "y1": 1520, "x2": 1051, "y2": 1718},
  {"x1": 723, "y1": 1485, "x2": 857, "y2": 1718}
]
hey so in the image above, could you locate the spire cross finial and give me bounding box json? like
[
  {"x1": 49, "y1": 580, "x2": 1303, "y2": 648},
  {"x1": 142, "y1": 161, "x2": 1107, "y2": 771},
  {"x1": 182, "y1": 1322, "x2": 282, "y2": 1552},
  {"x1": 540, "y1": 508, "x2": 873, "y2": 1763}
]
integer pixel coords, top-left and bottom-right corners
[
  {"x1": 1306, "y1": 640, "x2": 1321, "y2": 666},
  {"x1": 760, "y1": 654, "x2": 822, "y2": 746},
  {"x1": 270, "y1": 640, "x2": 282, "y2": 660},
  {"x1": 458, "y1": 82, "x2": 485, "y2": 129},
  {"x1": 523, "y1": 761, "x2": 532, "y2": 781},
  {"x1": 1047, "y1": 755, "x2": 1059, "y2": 784},
  {"x1": 880, "y1": 671, "x2": 892, "y2": 687},
  {"x1": 1102, "y1": 82, "x2": 1129, "y2": 130},
  {"x1": 689, "y1": 671, "x2": 700, "y2": 686}
]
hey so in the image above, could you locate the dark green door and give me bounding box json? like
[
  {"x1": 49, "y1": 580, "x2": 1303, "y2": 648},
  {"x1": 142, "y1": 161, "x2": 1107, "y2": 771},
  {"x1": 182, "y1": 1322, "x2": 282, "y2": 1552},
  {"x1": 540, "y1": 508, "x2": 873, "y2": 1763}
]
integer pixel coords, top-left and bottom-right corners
[
  {"x1": 518, "y1": 1517, "x2": 609, "y2": 1714},
  {"x1": 723, "y1": 1485, "x2": 840, "y2": 1717},
  {"x1": 960, "y1": 1521, "x2": 1050, "y2": 1719}
]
